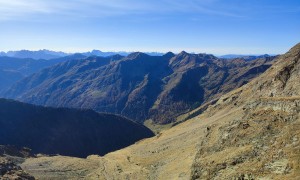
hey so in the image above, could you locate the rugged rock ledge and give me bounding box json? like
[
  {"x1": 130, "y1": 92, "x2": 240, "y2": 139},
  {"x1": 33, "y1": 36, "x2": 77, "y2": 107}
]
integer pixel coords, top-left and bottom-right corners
[{"x1": 0, "y1": 145, "x2": 35, "y2": 179}]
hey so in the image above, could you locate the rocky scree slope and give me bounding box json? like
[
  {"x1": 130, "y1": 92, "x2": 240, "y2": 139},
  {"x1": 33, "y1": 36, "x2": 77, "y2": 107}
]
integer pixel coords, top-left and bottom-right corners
[
  {"x1": 0, "y1": 98, "x2": 154, "y2": 158},
  {"x1": 4, "y1": 52, "x2": 276, "y2": 124}
]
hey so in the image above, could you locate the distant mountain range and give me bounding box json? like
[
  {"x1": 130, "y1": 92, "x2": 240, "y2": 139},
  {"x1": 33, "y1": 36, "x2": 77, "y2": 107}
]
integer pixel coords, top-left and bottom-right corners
[
  {"x1": 219, "y1": 54, "x2": 274, "y2": 60},
  {"x1": 2, "y1": 51, "x2": 276, "y2": 124},
  {"x1": 82, "y1": 50, "x2": 164, "y2": 57},
  {"x1": 0, "y1": 98, "x2": 154, "y2": 158},
  {"x1": 1, "y1": 49, "x2": 274, "y2": 60},
  {"x1": 0, "y1": 49, "x2": 164, "y2": 60},
  {"x1": 0, "y1": 50, "x2": 69, "y2": 60}
]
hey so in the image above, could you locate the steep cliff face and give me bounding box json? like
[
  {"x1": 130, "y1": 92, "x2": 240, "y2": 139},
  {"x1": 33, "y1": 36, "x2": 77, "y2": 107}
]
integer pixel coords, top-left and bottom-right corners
[{"x1": 3, "y1": 52, "x2": 275, "y2": 124}]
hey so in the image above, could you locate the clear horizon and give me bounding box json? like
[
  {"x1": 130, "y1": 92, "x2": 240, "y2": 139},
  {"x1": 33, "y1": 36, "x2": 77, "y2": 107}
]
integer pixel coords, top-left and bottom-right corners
[
  {"x1": 0, "y1": 0, "x2": 299, "y2": 54},
  {"x1": 0, "y1": 48, "x2": 279, "y2": 56}
]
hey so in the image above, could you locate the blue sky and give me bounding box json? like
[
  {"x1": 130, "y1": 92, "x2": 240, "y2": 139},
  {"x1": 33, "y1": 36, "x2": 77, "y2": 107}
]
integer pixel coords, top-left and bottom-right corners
[{"x1": 0, "y1": 0, "x2": 299, "y2": 55}]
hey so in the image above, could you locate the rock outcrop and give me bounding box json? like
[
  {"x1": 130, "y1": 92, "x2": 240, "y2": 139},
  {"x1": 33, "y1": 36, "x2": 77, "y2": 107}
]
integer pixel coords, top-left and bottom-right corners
[{"x1": 0, "y1": 145, "x2": 35, "y2": 180}]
